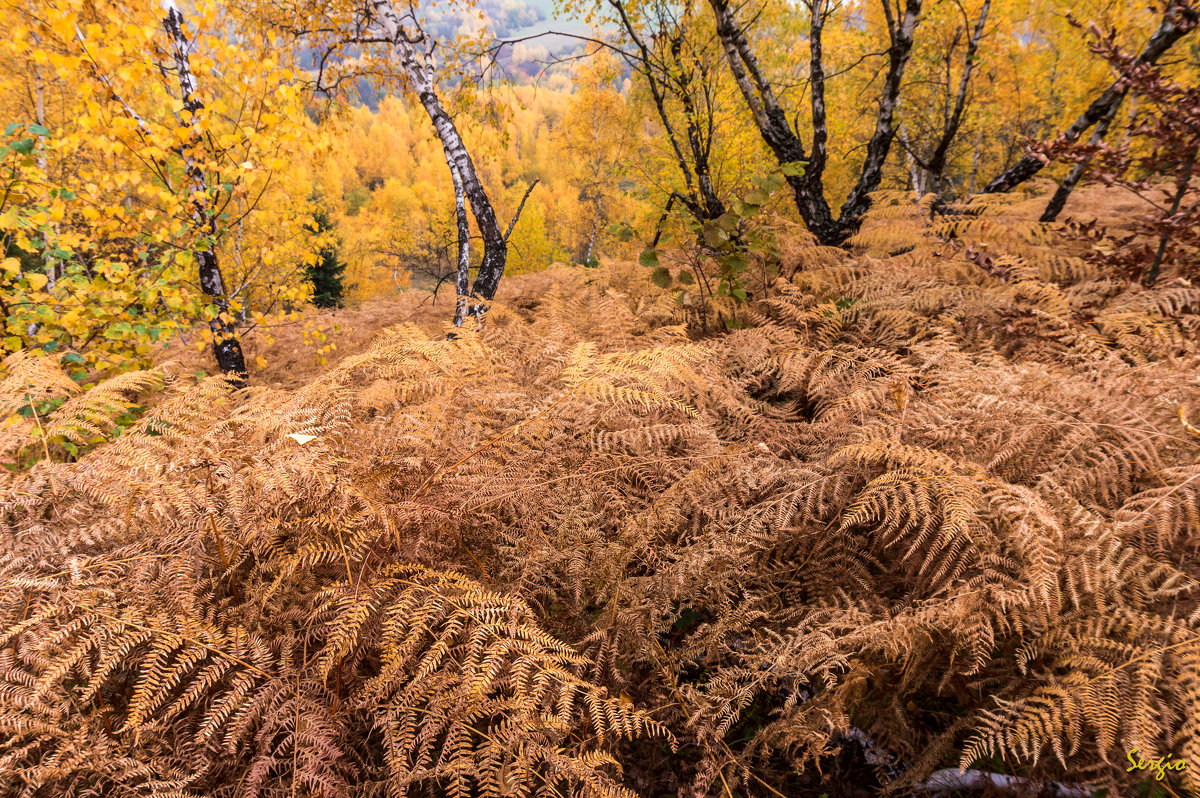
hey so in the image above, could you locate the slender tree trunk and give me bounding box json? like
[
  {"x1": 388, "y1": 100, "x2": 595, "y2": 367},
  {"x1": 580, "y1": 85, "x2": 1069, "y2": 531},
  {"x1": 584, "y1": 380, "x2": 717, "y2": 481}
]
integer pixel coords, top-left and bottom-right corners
[
  {"x1": 1146, "y1": 143, "x2": 1198, "y2": 286},
  {"x1": 807, "y1": 0, "x2": 829, "y2": 182},
  {"x1": 898, "y1": 123, "x2": 926, "y2": 199},
  {"x1": 30, "y1": 62, "x2": 63, "y2": 293},
  {"x1": 444, "y1": 156, "x2": 471, "y2": 327},
  {"x1": 672, "y1": 38, "x2": 725, "y2": 220},
  {"x1": 967, "y1": 128, "x2": 983, "y2": 195},
  {"x1": 707, "y1": 0, "x2": 839, "y2": 242},
  {"x1": 983, "y1": 1, "x2": 1196, "y2": 194},
  {"x1": 24, "y1": 53, "x2": 67, "y2": 294},
  {"x1": 836, "y1": 0, "x2": 924, "y2": 229},
  {"x1": 708, "y1": 0, "x2": 922, "y2": 244},
  {"x1": 584, "y1": 196, "x2": 602, "y2": 265},
  {"x1": 419, "y1": 90, "x2": 506, "y2": 320},
  {"x1": 925, "y1": 0, "x2": 990, "y2": 195},
  {"x1": 162, "y1": 2, "x2": 247, "y2": 380},
  {"x1": 605, "y1": 0, "x2": 719, "y2": 224},
  {"x1": 1039, "y1": 90, "x2": 1127, "y2": 222}
]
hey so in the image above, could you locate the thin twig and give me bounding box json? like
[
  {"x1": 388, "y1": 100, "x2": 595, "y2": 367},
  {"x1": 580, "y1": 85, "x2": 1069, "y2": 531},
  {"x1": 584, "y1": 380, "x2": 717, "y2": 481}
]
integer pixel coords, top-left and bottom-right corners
[{"x1": 503, "y1": 178, "x2": 540, "y2": 243}]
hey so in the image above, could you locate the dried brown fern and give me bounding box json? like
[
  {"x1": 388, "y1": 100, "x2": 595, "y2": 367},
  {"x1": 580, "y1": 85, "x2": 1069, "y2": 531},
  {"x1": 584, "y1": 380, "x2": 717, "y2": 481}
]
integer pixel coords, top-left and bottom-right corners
[{"x1": 3, "y1": 205, "x2": 1200, "y2": 798}]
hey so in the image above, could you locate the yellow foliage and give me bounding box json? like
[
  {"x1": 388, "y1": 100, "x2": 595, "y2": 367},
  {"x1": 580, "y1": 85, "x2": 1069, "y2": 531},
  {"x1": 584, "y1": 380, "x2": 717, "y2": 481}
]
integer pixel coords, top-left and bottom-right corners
[{"x1": 0, "y1": 0, "x2": 324, "y2": 377}]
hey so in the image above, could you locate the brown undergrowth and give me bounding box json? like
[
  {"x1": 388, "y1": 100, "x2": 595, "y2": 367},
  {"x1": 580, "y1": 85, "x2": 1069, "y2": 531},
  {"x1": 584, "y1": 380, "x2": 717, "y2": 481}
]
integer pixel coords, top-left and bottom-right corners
[{"x1": 2, "y1": 192, "x2": 1200, "y2": 797}]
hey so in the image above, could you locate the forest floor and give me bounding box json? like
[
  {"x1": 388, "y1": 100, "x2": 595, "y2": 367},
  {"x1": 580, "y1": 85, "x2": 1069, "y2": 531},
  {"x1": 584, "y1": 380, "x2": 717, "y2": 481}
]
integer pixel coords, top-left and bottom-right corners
[{"x1": 7, "y1": 185, "x2": 1200, "y2": 797}]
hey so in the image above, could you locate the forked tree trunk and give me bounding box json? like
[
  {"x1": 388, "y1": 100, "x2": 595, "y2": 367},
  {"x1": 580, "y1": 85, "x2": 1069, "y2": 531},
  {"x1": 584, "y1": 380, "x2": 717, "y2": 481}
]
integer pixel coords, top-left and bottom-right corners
[
  {"x1": 370, "y1": 0, "x2": 507, "y2": 326},
  {"x1": 836, "y1": 0, "x2": 923, "y2": 228},
  {"x1": 162, "y1": 1, "x2": 247, "y2": 380},
  {"x1": 605, "y1": 0, "x2": 726, "y2": 227},
  {"x1": 707, "y1": 0, "x2": 923, "y2": 245},
  {"x1": 923, "y1": 0, "x2": 991, "y2": 196}
]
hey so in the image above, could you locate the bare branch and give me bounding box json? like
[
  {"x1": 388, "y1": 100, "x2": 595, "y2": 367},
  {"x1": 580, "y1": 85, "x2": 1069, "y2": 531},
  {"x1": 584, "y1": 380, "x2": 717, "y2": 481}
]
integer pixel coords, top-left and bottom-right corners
[{"x1": 503, "y1": 179, "x2": 541, "y2": 243}]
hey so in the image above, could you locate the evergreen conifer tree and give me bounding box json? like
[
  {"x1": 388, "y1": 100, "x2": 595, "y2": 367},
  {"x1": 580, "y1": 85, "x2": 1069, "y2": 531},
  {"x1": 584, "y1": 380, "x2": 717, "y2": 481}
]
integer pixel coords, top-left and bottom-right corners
[{"x1": 305, "y1": 208, "x2": 346, "y2": 308}]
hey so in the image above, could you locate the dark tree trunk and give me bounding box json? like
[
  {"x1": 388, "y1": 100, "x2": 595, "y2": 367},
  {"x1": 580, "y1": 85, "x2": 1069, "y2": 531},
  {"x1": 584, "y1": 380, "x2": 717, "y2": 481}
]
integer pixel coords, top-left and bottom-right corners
[
  {"x1": 1039, "y1": 91, "x2": 1127, "y2": 222},
  {"x1": 983, "y1": 2, "x2": 1197, "y2": 195},
  {"x1": 923, "y1": 0, "x2": 991, "y2": 195},
  {"x1": 708, "y1": 0, "x2": 838, "y2": 240},
  {"x1": 443, "y1": 156, "x2": 471, "y2": 326},
  {"x1": 605, "y1": 0, "x2": 724, "y2": 224},
  {"x1": 708, "y1": 0, "x2": 923, "y2": 245},
  {"x1": 417, "y1": 90, "x2": 507, "y2": 322},
  {"x1": 836, "y1": 0, "x2": 923, "y2": 232},
  {"x1": 1146, "y1": 144, "x2": 1198, "y2": 286},
  {"x1": 673, "y1": 37, "x2": 726, "y2": 220}
]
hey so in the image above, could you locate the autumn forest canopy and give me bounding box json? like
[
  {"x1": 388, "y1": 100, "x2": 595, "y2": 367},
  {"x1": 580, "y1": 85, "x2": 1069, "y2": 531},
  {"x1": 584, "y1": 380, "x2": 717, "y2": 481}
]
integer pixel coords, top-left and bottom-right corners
[{"x1": 3, "y1": 0, "x2": 1200, "y2": 796}]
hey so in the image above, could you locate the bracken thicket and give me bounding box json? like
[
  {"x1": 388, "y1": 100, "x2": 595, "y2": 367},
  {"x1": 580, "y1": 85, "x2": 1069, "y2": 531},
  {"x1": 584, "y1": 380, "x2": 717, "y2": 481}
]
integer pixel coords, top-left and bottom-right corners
[{"x1": 2, "y1": 193, "x2": 1200, "y2": 796}]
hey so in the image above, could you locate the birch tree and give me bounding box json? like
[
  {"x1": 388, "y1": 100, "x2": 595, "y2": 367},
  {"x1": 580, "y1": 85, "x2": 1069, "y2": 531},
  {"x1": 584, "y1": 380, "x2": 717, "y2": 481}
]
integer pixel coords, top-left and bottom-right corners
[
  {"x1": 270, "y1": 0, "x2": 520, "y2": 327},
  {"x1": 981, "y1": 0, "x2": 1198, "y2": 197},
  {"x1": 1, "y1": 0, "x2": 318, "y2": 377},
  {"x1": 559, "y1": 0, "x2": 734, "y2": 233},
  {"x1": 705, "y1": 0, "x2": 924, "y2": 245},
  {"x1": 896, "y1": 0, "x2": 992, "y2": 199},
  {"x1": 161, "y1": 0, "x2": 246, "y2": 377}
]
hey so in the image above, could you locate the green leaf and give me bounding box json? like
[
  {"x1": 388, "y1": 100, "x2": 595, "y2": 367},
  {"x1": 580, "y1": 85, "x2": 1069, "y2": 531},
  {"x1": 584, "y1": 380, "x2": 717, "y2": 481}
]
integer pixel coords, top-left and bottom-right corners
[
  {"x1": 761, "y1": 173, "x2": 785, "y2": 193},
  {"x1": 608, "y1": 222, "x2": 635, "y2": 242},
  {"x1": 639, "y1": 248, "x2": 660, "y2": 268},
  {"x1": 719, "y1": 252, "x2": 750, "y2": 273},
  {"x1": 743, "y1": 187, "x2": 771, "y2": 205},
  {"x1": 731, "y1": 287, "x2": 748, "y2": 301},
  {"x1": 781, "y1": 161, "x2": 806, "y2": 177},
  {"x1": 677, "y1": 270, "x2": 695, "y2": 285},
  {"x1": 4, "y1": 123, "x2": 21, "y2": 136},
  {"x1": 103, "y1": 322, "x2": 133, "y2": 339},
  {"x1": 650, "y1": 266, "x2": 673, "y2": 288},
  {"x1": 10, "y1": 138, "x2": 35, "y2": 156},
  {"x1": 732, "y1": 200, "x2": 761, "y2": 219},
  {"x1": 60, "y1": 352, "x2": 85, "y2": 365},
  {"x1": 27, "y1": 124, "x2": 49, "y2": 137},
  {"x1": 703, "y1": 224, "x2": 730, "y2": 249}
]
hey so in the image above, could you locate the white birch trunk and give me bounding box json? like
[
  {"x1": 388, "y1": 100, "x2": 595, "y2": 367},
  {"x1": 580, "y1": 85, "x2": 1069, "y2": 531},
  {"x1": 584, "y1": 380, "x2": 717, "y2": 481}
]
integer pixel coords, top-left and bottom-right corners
[
  {"x1": 161, "y1": 0, "x2": 246, "y2": 378},
  {"x1": 368, "y1": 0, "x2": 507, "y2": 324}
]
